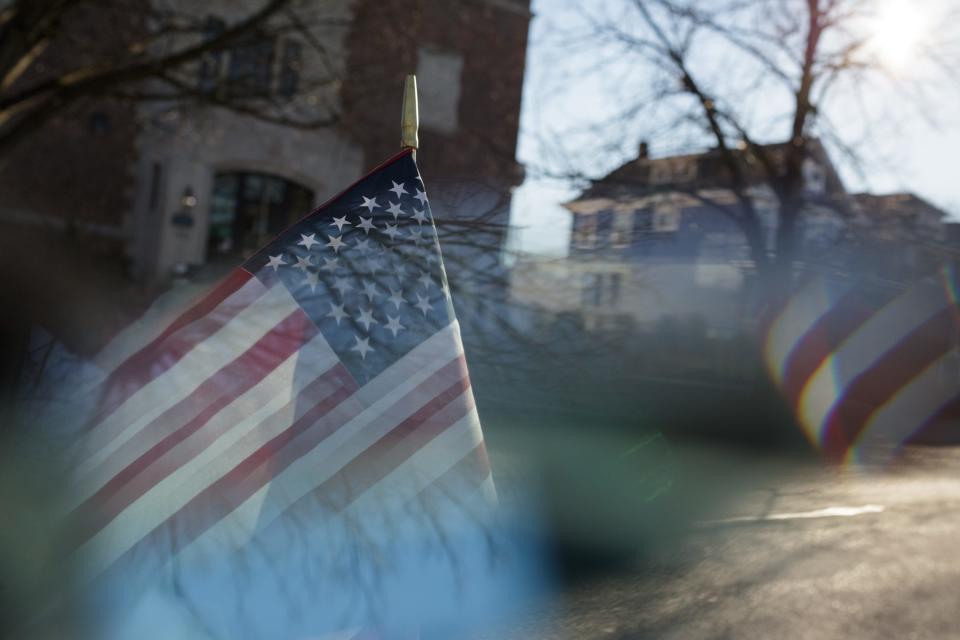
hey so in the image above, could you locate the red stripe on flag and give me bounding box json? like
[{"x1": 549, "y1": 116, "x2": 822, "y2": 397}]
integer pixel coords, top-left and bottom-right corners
[
  {"x1": 87, "y1": 269, "x2": 258, "y2": 429},
  {"x1": 93, "y1": 363, "x2": 349, "y2": 531},
  {"x1": 913, "y1": 393, "x2": 960, "y2": 444},
  {"x1": 263, "y1": 355, "x2": 470, "y2": 493},
  {"x1": 75, "y1": 308, "x2": 316, "y2": 544},
  {"x1": 416, "y1": 442, "x2": 493, "y2": 505},
  {"x1": 93, "y1": 355, "x2": 467, "y2": 581},
  {"x1": 294, "y1": 371, "x2": 474, "y2": 514},
  {"x1": 820, "y1": 307, "x2": 957, "y2": 461},
  {"x1": 780, "y1": 289, "x2": 876, "y2": 408}
]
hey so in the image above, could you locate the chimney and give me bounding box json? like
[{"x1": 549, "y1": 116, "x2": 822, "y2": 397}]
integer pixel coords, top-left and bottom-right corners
[{"x1": 638, "y1": 140, "x2": 649, "y2": 159}]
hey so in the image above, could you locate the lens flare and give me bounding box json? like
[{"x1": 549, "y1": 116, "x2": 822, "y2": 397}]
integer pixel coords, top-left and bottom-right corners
[
  {"x1": 871, "y1": 0, "x2": 929, "y2": 72},
  {"x1": 764, "y1": 270, "x2": 960, "y2": 465}
]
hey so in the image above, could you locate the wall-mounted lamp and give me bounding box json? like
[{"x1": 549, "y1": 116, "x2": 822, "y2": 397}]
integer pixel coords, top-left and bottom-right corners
[
  {"x1": 180, "y1": 186, "x2": 198, "y2": 209},
  {"x1": 172, "y1": 186, "x2": 197, "y2": 229}
]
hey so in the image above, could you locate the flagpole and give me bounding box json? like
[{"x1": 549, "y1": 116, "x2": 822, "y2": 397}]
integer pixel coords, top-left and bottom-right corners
[{"x1": 401, "y1": 74, "x2": 419, "y2": 160}]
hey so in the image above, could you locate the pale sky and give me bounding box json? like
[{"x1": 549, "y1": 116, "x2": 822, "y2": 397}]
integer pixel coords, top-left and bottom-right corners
[{"x1": 509, "y1": 0, "x2": 960, "y2": 256}]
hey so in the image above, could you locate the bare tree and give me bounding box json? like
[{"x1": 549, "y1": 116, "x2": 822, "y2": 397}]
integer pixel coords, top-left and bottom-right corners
[
  {"x1": 534, "y1": 0, "x2": 960, "y2": 287},
  {"x1": 0, "y1": 0, "x2": 346, "y2": 155}
]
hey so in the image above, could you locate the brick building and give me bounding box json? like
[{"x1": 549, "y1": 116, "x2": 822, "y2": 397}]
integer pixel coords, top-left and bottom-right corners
[{"x1": 0, "y1": 0, "x2": 530, "y2": 293}]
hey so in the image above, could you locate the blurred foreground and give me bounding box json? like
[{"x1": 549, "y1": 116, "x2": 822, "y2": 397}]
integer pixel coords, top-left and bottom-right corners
[{"x1": 479, "y1": 441, "x2": 960, "y2": 640}]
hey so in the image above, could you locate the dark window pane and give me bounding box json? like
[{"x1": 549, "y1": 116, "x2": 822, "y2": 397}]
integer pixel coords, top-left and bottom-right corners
[
  {"x1": 87, "y1": 111, "x2": 110, "y2": 134},
  {"x1": 610, "y1": 273, "x2": 622, "y2": 303},
  {"x1": 278, "y1": 39, "x2": 302, "y2": 98},
  {"x1": 208, "y1": 171, "x2": 313, "y2": 261},
  {"x1": 208, "y1": 173, "x2": 240, "y2": 255},
  {"x1": 198, "y1": 16, "x2": 226, "y2": 93},
  {"x1": 243, "y1": 174, "x2": 264, "y2": 199},
  {"x1": 265, "y1": 176, "x2": 285, "y2": 204},
  {"x1": 226, "y1": 35, "x2": 275, "y2": 97},
  {"x1": 148, "y1": 162, "x2": 163, "y2": 212}
]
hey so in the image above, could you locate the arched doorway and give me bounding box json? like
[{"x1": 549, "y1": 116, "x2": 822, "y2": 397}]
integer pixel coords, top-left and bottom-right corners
[{"x1": 206, "y1": 171, "x2": 314, "y2": 264}]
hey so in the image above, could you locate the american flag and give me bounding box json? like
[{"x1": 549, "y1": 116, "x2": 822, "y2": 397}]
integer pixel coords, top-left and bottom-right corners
[
  {"x1": 763, "y1": 267, "x2": 960, "y2": 464},
  {"x1": 66, "y1": 149, "x2": 496, "y2": 633}
]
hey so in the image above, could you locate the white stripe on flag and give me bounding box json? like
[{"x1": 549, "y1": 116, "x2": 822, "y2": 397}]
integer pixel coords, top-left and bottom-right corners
[
  {"x1": 93, "y1": 283, "x2": 217, "y2": 375},
  {"x1": 345, "y1": 402, "x2": 484, "y2": 519},
  {"x1": 73, "y1": 332, "x2": 339, "y2": 525},
  {"x1": 177, "y1": 321, "x2": 466, "y2": 559},
  {"x1": 851, "y1": 351, "x2": 958, "y2": 458},
  {"x1": 798, "y1": 283, "x2": 950, "y2": 441},
  {"x1": 75, "y1": 279, "x2": 296, "y2": 482},
  {"x1": 765, "y1": 279, "x2": 847, "y2": 384}
]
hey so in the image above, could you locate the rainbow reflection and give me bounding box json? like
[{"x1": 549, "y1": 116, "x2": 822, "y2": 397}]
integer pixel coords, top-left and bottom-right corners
[{"x1": 763, "y1": 267, "x2": 960, "y2": 465}]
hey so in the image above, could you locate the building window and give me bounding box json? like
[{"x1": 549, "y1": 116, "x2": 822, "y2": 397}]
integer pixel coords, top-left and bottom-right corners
[
  {"x1": 802, "y1": 158, "x2": 826, "y2": 194},
  {"x1": 650, "y1": 159, "x2": 696, "y2": 184},
  {"x1": 582, "y1": 272, "x2": 623, "y2": 307},
  {"x1": 197, "y1": 15, "x2": 302, "y2": 100},
  {"x1": 582, "y1": 273, "x2": 603, "y2": 306},
  {"x1": 652, "y1": 203, "x2": 680, "y2": 232},
  {"x1": 611, "y1": 211, "x2": 633, "y2": 248},
  {"x1": 226, "y1": 35, "x2": 275, "y2": 98},
  {"x1": 633, "y1": 208, "x2": 653, "y2": 232},
  {"x1": 416, "y1": 46, "x2": 464, "y2": 134},
  {"x1": 573, "y1": 215, "x2": 597, "y2": 249},
  {"x1": 207, "y1": 172, "x2": 313, "y2": 260},
  {"x1": 198, "y1": 17, "x2": 226, "y2": 93},
  {"x1": 277, "y1": 39, "x2": 302, "y2": 98},
  {"x1": 609, "y1": 272, "x2": 622, "y2": 304}
]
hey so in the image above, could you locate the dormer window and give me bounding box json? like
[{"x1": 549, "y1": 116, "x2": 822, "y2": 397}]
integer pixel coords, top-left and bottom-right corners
[
  {"x1": 573, "y1": 214, "x2": 598, "y2": 249},
  {"x1": 611, "y1": 210, "x2": 633, "y2": 248},
  {"x1": 803, "y1": 158, "x2": 826, "y2": 195}
]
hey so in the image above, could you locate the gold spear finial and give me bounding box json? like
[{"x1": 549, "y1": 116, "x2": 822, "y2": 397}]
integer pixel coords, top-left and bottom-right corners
[{"x1": 401, "y1": 74, "x2": 419, "y2": 153}]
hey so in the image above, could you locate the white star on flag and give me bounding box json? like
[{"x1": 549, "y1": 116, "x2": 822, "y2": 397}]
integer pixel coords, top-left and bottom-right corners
[
  {"x1": 357, "y1": 216, "x2": 376, "y2": 234},
  {"x1": 414, "y1": 189, "x2": 428, "y2": 205},
  {"x1": 384, "y1": 315, "x2": 405, "y2": 338},
  {"x1": 360, "y1": 281, "x2": 380, "y2": 302},
  {"x1": 266, "y1": 254, "x2": 286, "y2": 270},
  {"x1": 382, "y1": 223, "x2": 401, "y2": 240},
  {"x1": 414, "y1": 293, "x2": 433, "y2": 316},
  {"x1": 320, "y1": 257, "x2": 339, "y2": 272},
  {"x1": 303, "y1": 271, "x2": 320, "y2": 293},
  {"x1": 387, "y1": 287, "x2": 405, "y2": 310},
  {"x1": 365, "y1": 256, "x2": 385, "y2": 274},
  {"x1": 386, "y1": 201, "x2": 404, "y2": 219},
  {"x1": 356, "y1": 308, "x2": 378, "y2": 331},
  {"x1": 326, "y1": 301, "x2": 348, "y2": 325},
  {"x1": 330, "y1": 216, "x2": 351, "y2": 231},
  {"x1": 332, "y1": 276, "x2": 352, "y2": 295},
  {"x1": 293, "y1": 255, "x2": 313, "y2": 271},
  {"x1": 360, "y1": 195, "x2": 379, "y2": 212},
  {"x1": 326, "y1": 235, "x2": 345, "y2": 253},
  {"x1": 389, "y1": 180, "x2": 408, "y2": 198},
  {"x1": 417, "y1": 271, "x2": 434, "y2": 290},
  {"x1": 297, "y1": 233, "x2": 320, "y2": 251},
  {"x1": 350, "y1": 335, "x2": 374, "y2": 359}
]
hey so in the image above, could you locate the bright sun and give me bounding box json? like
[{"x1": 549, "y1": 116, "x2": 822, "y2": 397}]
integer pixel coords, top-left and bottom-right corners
[{"x1": 871, "y1": 0, "x2": 929, "y2": 71}]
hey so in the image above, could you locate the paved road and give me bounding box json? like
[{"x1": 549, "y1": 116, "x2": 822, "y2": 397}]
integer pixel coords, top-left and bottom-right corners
[{"x1": 483, "y1": 445, "x2": 960, "y2": 640}]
